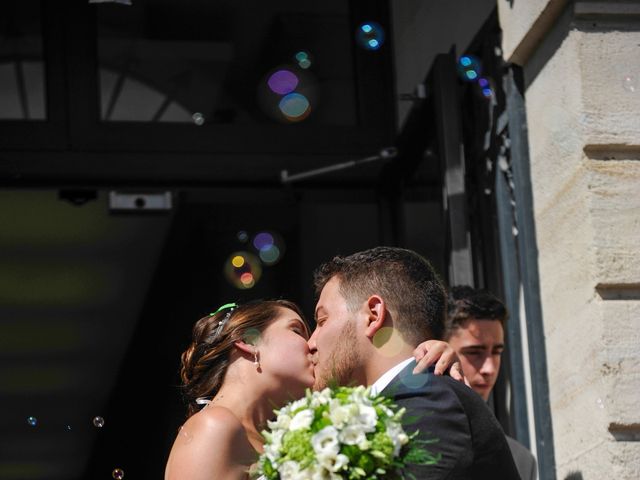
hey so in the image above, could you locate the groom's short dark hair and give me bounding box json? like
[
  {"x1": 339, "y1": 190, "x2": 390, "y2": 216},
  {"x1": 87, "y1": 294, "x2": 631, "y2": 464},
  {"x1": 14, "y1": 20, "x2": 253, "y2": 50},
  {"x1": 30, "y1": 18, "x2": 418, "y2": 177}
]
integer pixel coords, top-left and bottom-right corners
[{"x1": 314, "y1": 246, "x2": 446, "y2": 344}]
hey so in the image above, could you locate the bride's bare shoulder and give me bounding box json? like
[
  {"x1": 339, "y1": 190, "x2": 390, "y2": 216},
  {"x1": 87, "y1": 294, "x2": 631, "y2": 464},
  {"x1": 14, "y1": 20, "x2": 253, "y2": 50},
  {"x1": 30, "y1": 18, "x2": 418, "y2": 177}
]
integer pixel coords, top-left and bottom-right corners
[
  {"x1": 183, "y1": 406, "x2": 252, "y2": 452},
  {"x1": 165, "y1": 407, "x2": 253, "y2": 480},
  {"x1": 190, "y1": 405, "x2": 244, "y2": 433}
]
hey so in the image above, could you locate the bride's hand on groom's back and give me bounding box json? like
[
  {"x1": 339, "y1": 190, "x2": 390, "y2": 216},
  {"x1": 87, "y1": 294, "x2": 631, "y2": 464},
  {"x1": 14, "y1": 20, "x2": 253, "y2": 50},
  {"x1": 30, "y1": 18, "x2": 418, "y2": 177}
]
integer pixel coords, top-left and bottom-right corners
[{"x1": 412, "y1": 340, "x2": 467, "y2": 384}]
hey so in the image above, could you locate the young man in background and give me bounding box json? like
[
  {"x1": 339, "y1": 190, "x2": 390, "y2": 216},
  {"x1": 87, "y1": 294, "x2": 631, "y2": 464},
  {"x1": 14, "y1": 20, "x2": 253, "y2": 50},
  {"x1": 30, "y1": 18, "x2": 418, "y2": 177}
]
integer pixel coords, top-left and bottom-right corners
[{"x1": 445, "y1": 286, "x2": 537, "y2": 480}]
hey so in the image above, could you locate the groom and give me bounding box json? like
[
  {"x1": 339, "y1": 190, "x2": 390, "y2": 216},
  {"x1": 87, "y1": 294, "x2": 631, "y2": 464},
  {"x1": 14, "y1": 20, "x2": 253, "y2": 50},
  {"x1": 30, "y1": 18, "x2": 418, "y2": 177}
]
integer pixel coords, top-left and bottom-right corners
[{"x1": 308, "y1": 246, "x2": 520, "y2": 479}]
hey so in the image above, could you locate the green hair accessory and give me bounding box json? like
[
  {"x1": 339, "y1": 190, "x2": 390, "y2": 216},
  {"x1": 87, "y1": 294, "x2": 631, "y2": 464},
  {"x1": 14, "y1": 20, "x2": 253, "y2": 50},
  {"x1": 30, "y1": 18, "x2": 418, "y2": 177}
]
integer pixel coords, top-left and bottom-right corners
[
  {"x1": 210, "y1": 302, "x2": 238, "y2": 339},
  {"x1": 210, "y1": 302, "x2": 238, "y2": 316}
]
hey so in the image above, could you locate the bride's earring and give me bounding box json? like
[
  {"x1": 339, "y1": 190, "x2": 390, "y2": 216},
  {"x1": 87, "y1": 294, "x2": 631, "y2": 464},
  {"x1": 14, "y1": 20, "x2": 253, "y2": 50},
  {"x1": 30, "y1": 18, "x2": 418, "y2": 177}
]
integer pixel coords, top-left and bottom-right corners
[{"x1": 253, "y1": 348, "x2": 260, "y2": 368}]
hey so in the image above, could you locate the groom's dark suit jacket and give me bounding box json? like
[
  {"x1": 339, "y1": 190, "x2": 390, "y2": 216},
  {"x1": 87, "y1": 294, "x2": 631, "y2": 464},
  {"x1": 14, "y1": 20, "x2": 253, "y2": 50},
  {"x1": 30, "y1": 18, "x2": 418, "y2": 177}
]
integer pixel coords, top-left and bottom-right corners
[{"x1": 380, "y1": 362, "x2": 521, "y2": 479}]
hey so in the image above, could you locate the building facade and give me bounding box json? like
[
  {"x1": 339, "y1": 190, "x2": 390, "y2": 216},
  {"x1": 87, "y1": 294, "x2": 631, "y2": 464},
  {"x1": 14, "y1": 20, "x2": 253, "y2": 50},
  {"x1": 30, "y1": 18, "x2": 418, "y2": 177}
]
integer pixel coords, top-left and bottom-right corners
[{"x1": 498, "y1": 1, "x2": 640, "y2": 478}]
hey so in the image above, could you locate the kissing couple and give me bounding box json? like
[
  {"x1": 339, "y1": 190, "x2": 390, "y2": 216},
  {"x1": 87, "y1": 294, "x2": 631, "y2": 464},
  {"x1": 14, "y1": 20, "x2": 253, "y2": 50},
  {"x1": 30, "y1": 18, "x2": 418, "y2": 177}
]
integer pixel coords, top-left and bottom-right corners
[{"x1": 165, "y1": 246, "x2": 520, "y2": 479}]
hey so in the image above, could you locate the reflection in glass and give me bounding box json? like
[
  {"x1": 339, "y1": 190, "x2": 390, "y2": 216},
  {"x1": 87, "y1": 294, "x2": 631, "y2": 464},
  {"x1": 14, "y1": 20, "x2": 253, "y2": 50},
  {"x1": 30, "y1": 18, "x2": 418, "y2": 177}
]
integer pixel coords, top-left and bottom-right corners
[{"x1": 0, "y1": 3, "x2": 46, "y2": 120}]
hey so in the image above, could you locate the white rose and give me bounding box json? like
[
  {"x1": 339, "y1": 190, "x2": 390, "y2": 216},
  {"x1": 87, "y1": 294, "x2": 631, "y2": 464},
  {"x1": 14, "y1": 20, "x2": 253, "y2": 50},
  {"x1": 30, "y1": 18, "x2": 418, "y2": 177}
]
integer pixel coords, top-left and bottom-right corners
[
  {"x1": 289, "y1": 409, "x2": 314, "y2": 431},
  {"x1": 311, "y1": 426, "x2": 340, "y2": 456},
  {"x1": 310, "y1": 389, "x2": 331, "y2": 408},
  {"x1": 308, "y1": 465, "x2": 325, "y2": 480},
  {"x1": 379, "y1": 404, "x2": 394, "y2": 418},
  {"x1": 289, "y1": 398, "x2": 310, "y2": 412},
  {"x1": 309, "y1": 465, "x2": 340, "y2": 480},
  {"x1": 357, "y1": 438, "x2": 371, "y2": 450},
  {"x1": 338, "y1": 424, "x2": 366, "y2": 445},
  {"x1": 348, "y1": 386, "x2": 373, "y2": 405},
  {"x1": 318, "y1": 452, "x2": 349, "y2": 472},
  {"x1": 385, "y1": 420, "x2": 409, "y2": 456},
  {"x1": 277, "y1": 402, "x2": 291, "y2": 414},
  {"x1": 279, "y1": 460, "x2": 302, "y2": 480},
  {"x1": 354, "y1": 405, "x2": 378, "y2": 431},
  {"x1": 328, "y1": 403, "x2": 353, "y2": 429},
  {"x1": 296, "y1": 468, "x2": 314, "y2": 480},
  {"x1": 264, "y1": 429, "x2": 284, "y2": 462},
  {"x1": 268, "y1": 413, "x2": 291, "y2": 431}
]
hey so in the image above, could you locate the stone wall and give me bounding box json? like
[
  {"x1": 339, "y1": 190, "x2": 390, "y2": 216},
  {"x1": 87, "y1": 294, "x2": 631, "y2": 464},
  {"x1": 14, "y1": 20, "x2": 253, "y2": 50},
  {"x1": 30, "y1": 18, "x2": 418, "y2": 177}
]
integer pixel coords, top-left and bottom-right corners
[{"x1": 498, "y1": 1, "x2": 640, "y2": 478}]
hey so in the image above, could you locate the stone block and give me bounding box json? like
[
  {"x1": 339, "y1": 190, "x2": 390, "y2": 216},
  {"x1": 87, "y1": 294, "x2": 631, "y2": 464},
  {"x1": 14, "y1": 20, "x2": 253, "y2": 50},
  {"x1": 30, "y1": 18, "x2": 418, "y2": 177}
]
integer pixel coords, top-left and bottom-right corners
[{"x1": 498, "y1": 0, "x2": 569, "y2": 64}]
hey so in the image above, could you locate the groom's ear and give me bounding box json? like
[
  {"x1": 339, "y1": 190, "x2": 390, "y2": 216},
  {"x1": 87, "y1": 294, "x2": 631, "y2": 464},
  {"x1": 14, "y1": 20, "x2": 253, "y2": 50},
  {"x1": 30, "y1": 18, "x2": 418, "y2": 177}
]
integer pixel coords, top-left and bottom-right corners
[{"x1": 364, "y1": 295, "x2": 386, "y2": 339}]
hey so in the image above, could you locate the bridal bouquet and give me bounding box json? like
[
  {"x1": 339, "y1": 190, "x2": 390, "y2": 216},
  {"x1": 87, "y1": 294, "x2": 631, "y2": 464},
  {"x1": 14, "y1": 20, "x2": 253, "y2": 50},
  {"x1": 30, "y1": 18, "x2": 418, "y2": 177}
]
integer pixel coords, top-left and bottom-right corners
[{"x1": 256, "y1": 386, "x2": 439, "y2": 480}]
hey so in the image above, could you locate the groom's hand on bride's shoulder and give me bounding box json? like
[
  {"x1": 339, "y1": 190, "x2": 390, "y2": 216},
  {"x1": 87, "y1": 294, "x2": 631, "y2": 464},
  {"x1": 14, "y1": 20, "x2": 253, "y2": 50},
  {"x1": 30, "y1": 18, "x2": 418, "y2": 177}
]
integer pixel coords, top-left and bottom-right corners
[{"x1": 412, "y1": 340, "x2": 467, "y2": 384}]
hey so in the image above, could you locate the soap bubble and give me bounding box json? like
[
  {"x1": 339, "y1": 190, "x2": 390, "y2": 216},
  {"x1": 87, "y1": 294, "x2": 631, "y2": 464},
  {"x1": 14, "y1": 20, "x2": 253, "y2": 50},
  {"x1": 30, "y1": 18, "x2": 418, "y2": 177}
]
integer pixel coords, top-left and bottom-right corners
[
  {"x1": 278, "y1": 93, "x2": 311, "y2": 122},
  {"x1": 112, "y1": 468, "x2": 125, "y2": 480},
  {"x1": 243, "y1": 328, "x2": 262, "y2": 345},
  {"x1": 259, "y1": 245, "x2": 281, "y2": 265},
  {"x1": 224, "y1": 251, "x2": 262, "y2": 290},
  {"x1": 179, "y1": 425, "x2": 193, "y2": 444},
  {"x1": 240, "y1": 272, "x2": 255, "y2": 288},
  {"x1": 397, "y1": 366, "x2": 430, "y2": 390},
  {"x1": 457, "y1": 55, "x2": 482, "y2": 82},
  {"x1": 192, "y1": 112, "x2": 205, "y2": 126},
  {"x1": 253, "y1": 232, "x2": 274, "y2": 251},
  {"x1": 622, "y1": 75, "x2": 637, "y2": 93},
  {"x1": 356, "y1": 22, "x2": 385, "y2": 51},
  {"x1": 27, "y1": 416, "x2": 37, "y2": 427},
  {"x1": 372, "y1": 327, "x2": 403, "y2": 357},
  {"x1": 257, "y1": 65, "x2": 317, "y2": 123},
  {"x1": 252, "y1": 231, "x2": 285, "y2": 266},
  {"x1": 267, "y1": 69, "x2": 299, "y2": 95},
  {"x1": 93, "y1": 416, "x2": 105, "y2": 428},
  {"x1": 477, "y1": 77, "x2": 493, "y2": 98},
  {"x1": 237, "y1": 230, "x2": 249, "y2": 243},
  {"x1": 295, "y1": 51, "x2": 312, "y2": 70}
]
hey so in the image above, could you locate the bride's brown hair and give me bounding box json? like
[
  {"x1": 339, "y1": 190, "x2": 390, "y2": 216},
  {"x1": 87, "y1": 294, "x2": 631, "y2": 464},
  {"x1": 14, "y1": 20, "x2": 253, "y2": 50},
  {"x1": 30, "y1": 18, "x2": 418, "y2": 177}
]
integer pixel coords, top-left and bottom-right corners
[{"x1": 180, "y1": 299, "x2": 306, "y2": 418}]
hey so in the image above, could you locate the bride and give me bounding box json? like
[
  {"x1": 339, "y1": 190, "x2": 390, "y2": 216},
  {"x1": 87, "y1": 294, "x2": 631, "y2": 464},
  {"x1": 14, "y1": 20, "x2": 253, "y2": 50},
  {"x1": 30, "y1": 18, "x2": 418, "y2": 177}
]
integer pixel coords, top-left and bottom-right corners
[{"x1": 164, "y1": 300, "x2": 460, "y2": 479}]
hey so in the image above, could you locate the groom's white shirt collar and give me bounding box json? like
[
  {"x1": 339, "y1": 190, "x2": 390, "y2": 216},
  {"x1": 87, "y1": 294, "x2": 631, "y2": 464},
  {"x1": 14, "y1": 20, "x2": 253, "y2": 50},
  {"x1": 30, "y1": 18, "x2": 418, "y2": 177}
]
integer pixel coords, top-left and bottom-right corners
[{"x1": 370, "y1": 357, "x2": 414, "y2": 395}]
